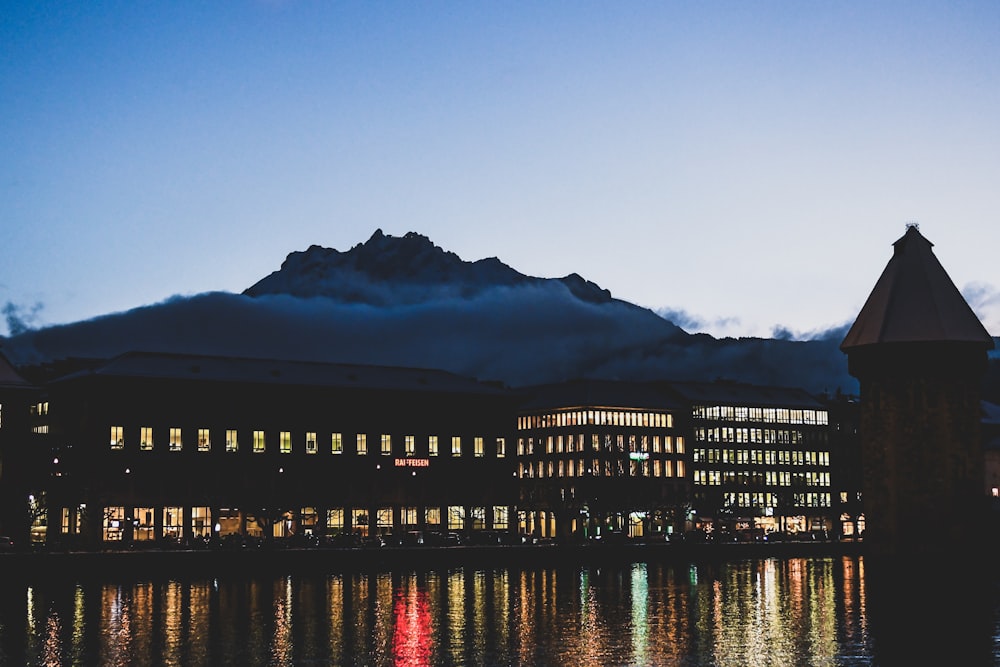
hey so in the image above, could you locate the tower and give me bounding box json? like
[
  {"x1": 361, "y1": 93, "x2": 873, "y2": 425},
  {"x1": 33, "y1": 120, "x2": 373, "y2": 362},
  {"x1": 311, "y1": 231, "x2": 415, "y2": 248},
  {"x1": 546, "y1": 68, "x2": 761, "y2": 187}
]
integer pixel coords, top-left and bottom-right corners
[{"x1": 840, "y1": 225, "x2": 995, "y2": 558}]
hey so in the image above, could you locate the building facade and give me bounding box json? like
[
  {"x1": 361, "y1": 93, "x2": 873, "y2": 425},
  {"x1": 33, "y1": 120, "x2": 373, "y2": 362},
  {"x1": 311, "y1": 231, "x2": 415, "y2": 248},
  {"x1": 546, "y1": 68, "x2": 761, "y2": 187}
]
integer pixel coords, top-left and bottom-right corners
[
  {"x1": 36, "y1": 351, "x2": 519, "y2": 547},
  {"x1": 669, "y1": 381, "x2": 835, "y2": 538},
  {"x1": 515, "y1": 380, "x2": 688, "y2": 541}
]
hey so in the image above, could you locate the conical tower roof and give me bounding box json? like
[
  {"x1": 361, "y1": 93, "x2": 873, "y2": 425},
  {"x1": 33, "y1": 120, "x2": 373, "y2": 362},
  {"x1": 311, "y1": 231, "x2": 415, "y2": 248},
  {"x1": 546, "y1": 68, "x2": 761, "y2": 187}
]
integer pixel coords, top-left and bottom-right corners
[{"x1": 841, "y1": 225, "x2": 994, "y2": 351}]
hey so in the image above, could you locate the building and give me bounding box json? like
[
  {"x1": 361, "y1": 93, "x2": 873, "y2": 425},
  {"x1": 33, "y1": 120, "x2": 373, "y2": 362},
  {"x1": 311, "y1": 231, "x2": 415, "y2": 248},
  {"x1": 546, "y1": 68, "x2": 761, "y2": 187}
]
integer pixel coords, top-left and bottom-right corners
[
  {"x1": 36, "y1": 351, "x2": 519, "y2": 547},
  {"x1": 515, "y1": 380, "x2": 687, "y2": 541},
  {"x1": 668, "y1": 381, "x2": 835, "y2": 538},
  {"x1": 0, "y1": 350, "x2": 41, "y2": 543},
  {"x1": 841, "y1": 225, "x2": 995, "y2": 558}
]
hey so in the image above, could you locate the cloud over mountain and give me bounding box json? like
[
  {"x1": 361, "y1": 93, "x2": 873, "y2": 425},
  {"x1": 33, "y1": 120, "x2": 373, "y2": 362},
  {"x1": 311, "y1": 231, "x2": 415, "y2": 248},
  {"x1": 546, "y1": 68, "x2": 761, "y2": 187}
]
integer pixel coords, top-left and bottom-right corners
[{"x1": 1, "y1": 230, "x2": 861, "y2": 394}]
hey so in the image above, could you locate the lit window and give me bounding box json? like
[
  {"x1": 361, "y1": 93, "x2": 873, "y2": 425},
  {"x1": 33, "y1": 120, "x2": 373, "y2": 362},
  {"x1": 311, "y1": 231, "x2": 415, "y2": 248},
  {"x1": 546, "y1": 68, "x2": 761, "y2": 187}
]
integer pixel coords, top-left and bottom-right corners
[
  {"x1": 496, "y1": 437, "x2": 506, "y2": 458},
  {"x1": 305, "y1": 432, "x2": 317, "y2": 454},
  {"x1": 226, "y1": 429, "x2": 238, "y2": 452},
  {"x1": 429, "y1": 435, "x2": 439, "y2": 456},
  {"x1": 356, "y1": 434, "x2": 367, "y2": 455},
  {"x1": 140, "y1": 427, "x2": 153, "y2": 451},
  {"x1": 253, "y1": 430, "x2": 266, "y2": 453},
  {"x1": 327, "y1": 508, "x2": 344, "y2": 531},
  {"x1": 198, "y1": 428, "x2": 211, "y2": 452},
  {"x1": 280, "y1": 431, "x2": 292, "y2": 454},
  {"x1": 447, "y1": 505, "x2": 464, "y2": 530},
  {"x1": 332, "y1": 433, "x2": 343, "y2": 454},
  {"x1": 110, "y1": 426, "x2": 124, "y2": 450},
  {"x1": 381, "y1": 434, "x2": 392, "y2": 456},
  {"x1": 474, "y1": 437, "x2": 484, "y2": 457},
  {"x1": 169, "y1": 428, "x2": 182, "y2": 452},
  {"x1": 493, "y1": 506, "x2": 508, "y2": 529},
  {"x1": 425, "y1": 507, "x2": 441, "y2": 526},
  {"x1": 451, "y1": 436, "x2": 462, "y2": 457},
  {"x1": 405, "y1": 435, "x2": 415, "y2": 456},
  {"x1": 163, "y1": 506, "x2": 183, "y2": 539},
  {"x1": 103, "y1": 506, "x2": 125, "y2": 541}
]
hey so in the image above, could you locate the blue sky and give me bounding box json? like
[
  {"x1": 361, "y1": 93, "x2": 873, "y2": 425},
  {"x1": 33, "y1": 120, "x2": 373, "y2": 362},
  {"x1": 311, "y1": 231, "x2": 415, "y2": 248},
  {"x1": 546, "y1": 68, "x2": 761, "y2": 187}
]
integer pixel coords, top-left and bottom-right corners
[{"x1": 2, "y1": 1, "x2": 999, "y2": 339}]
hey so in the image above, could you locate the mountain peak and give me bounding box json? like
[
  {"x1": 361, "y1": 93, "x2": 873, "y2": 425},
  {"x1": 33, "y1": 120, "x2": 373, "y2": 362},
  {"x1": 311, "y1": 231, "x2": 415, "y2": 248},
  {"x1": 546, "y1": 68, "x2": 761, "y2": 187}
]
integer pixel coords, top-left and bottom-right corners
[{"x1": 243, "y1": 229, "x2": 615, "y2": 306}]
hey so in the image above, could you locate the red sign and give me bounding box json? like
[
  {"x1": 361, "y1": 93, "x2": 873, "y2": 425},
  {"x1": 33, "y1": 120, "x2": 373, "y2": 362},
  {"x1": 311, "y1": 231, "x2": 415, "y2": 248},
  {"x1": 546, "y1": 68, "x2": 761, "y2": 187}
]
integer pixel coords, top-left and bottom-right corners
[{"x1": 395, "y1": 458, "x2": 430, "y2": 467}]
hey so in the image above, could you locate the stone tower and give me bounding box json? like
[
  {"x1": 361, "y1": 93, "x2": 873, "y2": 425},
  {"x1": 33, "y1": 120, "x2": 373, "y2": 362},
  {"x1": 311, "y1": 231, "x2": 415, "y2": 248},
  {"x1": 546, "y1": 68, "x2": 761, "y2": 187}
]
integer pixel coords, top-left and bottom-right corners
[{"x1": 841, "y1": 225, "x2": 995, "y2": 559}]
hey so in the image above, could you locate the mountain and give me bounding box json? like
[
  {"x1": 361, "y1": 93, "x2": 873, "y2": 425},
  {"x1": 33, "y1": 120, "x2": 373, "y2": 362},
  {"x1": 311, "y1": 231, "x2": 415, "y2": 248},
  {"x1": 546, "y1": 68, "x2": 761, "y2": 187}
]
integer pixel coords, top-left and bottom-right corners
[{"x1": 1, "y1": 230, "x2": 861, "y2": 394}]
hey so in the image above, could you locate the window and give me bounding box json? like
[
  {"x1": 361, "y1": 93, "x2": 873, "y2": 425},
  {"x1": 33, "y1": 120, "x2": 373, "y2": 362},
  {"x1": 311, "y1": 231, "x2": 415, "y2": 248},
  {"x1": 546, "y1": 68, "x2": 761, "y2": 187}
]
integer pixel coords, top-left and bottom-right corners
[
  {"x1": 474, "y1": 437, "x2": 484, "y2": 457},
  {"x1": 332, "y1": 433, "x2": 343, "y2": 454},
  {"x1": 198, "y1": 428, "x2": 211, "y2": 452},
  {"x1": 496, "y1": 437, "x2": 506, "y2": 458},
  {"x1": 134, "y1": 507, "x2": 154, "y2": 541},
  {"x1": 356, "y1": 433, "x2": 367, "y2": 455},
  {"x1": 429, "y1": 435, "x2": 439, "y2": 456},
  {"x1": 381, "y1": 434, "x2": 392, "y2": 456},
  {"x1": 493, "y1": 506, "x2": 508, "y2": 529},
  {"x1": 305, "y1": 432, "x2": 317, "y2": 454},
  {"x1": 405, "y1": 435, "x2": 415, "y2": 456},
  {"x1": 103, "y1": 506, "x2": 125, "y2": 541},
  {"x1": 280, "y1": 431, "x2": 292, "y2": 454},
  {"x1": 110, "y1": 426, "x2": 124, "y2": 450},
  {"x1": 191, "y1": 507, "x2": 212, "y2": 538},
  {"x1": 447, "y1": 506, "x2": 464, "y2": 530},
  {"x1": 401, "y1": 507, "x2": 418, "y2": 526},
  {"x1": 451, "y1": 436, "x2": 462, "y2": 457},
  {"x1": 327, "y1": 508, "x2": 344, "y2": 533},
  {"x1": 425, "y1": 507, "x2": 441, "y2": 526},
  {"x1": 226, "y1": 430, "x2": 238, "y2": 453},
  {"x1": 163, "y1": 506, "x2": 183, "y2": 539},
  {"x1": 169, "y1": 428, "x2": 182, "y2": 452},
  {"x1": 253, "y1": 430, "x2": 266, "y2": 453},
  {"x1": 140, "y1": 427, "x2": 153, "y2": 451}
]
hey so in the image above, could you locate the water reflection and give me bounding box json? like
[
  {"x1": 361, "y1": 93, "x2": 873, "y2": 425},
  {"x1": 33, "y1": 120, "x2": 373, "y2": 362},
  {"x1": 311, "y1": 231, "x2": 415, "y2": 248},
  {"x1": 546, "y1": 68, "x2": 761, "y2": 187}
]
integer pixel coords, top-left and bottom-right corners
[{"x1": 0, "y1": 556, "x2": 995, "y2": 665}]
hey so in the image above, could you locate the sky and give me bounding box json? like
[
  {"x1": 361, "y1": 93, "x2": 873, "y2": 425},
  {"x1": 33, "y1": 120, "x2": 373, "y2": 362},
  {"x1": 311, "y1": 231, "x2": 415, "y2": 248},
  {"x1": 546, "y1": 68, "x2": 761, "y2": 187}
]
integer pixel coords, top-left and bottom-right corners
[{"x1": 2, "y1": 1, "x2": 999, "y2": 340}]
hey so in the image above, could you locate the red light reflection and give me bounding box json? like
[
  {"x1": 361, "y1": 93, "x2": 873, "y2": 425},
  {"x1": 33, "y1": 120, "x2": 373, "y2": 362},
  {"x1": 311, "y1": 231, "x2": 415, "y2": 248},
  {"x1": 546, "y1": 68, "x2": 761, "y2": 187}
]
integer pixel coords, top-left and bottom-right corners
[{"x1": 392, "y1": 585, "x2": 433, "y2": 667}]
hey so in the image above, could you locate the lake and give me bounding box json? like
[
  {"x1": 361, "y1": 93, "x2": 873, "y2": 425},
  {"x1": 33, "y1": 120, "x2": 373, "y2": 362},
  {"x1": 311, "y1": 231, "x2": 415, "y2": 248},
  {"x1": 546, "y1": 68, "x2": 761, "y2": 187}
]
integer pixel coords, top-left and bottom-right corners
[{"x1": 0, "y1": 552, "x2": 997, "y2": 666}]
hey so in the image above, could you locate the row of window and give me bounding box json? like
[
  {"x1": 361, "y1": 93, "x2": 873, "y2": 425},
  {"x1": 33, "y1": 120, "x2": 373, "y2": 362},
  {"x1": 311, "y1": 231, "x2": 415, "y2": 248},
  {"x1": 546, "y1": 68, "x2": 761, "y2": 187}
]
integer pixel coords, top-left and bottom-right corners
[
  {"x1": 108, "y1": 426, "x2": 507, "y2": 457},
  {"x1": 693, "y1": 470, "x2": 831, "y2": 487},
  {"x1": 692, "y1": 448, "x2": 831, "y2": 467},
  {"x1": 691, "y1": 405, "x2": 829, "y2": 425},
  {"x1": 695, "y1": 427, "x2": 827, "y2": 445},
  {"x1": 61, "y1": 504, "x2": 513, "y2": 541},
  {"x1": 714, "y1": 491, "x2": 833, "y2": 510},
  {"x1": 519, "y1": 458, "x2": 686, "y2": 479},
  {"x1": 518, "y1": 410, "x2": 673, "y2": 430},
  {"x1": 517, "y1": 433, "x2": 686, "y2": 455}
]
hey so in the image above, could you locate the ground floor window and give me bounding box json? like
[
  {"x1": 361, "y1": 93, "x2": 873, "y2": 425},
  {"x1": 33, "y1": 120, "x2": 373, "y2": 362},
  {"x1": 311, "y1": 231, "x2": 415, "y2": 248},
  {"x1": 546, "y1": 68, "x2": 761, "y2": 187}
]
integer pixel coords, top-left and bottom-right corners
[
  {"x1": 103, "y1": 506, "x2": 125, "y2": 541},
  {"x1": 425, "y1": 507, "x2": 441, "y2": 527},
  {"x1": 493, "y1": 506, "x2": 508, "y2": 530},
  {"x1": 352, "y1": 508, "x2": 369, "y2": 537},
  {"x1": 300, "y1": 507, "x2": 318, "y2": 535},
  {"x1": 377, "y1": 507, "x2": 393, "y2": 534},
  {"x1": 447, "y1": 506, "x2": 464, "y2": 530},
  {"x1": 401, "y1": 506, "x2": 418, "y2": 527},
  {"x1": 327, "y1": 508, "x2": 344, "y2": 534},
  {"x1": 191, "y1": 506, "x2": 212, "y2": 538},
  {"x1": 134, "y1": 507, "x2": 155, "y2": 541},
  {"x1": 470, "y1": 506, "x2": 486, "y2": 530},
  {"x1": 163, "y1": 506, "x2": 183, "y2": 539},
  {"x1": 217, "y1": 508, "x2": 241, "y2": 536}
]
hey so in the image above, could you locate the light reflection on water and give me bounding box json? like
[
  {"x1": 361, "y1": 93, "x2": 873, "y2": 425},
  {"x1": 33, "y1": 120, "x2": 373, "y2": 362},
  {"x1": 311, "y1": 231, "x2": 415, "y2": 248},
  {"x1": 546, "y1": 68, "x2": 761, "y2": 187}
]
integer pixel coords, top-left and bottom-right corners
[{"x1": 0, "y1": 556, "x2": 995, "y2": 666}]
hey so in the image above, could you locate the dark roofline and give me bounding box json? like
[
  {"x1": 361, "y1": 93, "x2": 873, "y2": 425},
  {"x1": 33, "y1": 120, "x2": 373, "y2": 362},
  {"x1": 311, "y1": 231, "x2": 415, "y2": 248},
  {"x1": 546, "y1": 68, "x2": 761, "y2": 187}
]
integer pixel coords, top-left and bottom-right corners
[{"x1": 49, "y1": 350, "x2": 514, "y2": 397}]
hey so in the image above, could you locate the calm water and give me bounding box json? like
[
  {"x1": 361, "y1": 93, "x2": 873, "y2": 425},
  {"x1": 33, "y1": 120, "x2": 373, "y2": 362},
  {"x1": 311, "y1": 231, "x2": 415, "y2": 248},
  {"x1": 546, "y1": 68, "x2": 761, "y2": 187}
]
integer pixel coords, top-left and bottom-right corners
[{"x1": 0, "y1": 555, "x2": 997, "y2": 666}]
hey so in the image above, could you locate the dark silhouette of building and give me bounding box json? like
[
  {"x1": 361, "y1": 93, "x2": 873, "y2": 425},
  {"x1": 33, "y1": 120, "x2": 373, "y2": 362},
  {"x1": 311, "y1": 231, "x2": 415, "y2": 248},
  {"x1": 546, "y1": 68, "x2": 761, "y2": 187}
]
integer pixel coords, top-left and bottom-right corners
[
  {"x1": 0, "y1": 351, "x2": 41, "y2": 544},
  {"x1": 841, "y1": 224, "x2": 995, "y2": 559},
  {"x1": 37, "y1": 351, "x2": 519, "y2": 548}
]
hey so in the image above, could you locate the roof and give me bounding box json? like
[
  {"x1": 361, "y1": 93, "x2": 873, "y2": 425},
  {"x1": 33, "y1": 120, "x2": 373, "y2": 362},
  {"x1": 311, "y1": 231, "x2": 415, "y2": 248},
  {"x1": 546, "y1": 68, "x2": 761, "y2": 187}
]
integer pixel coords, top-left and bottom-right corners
[
  {"x1": 841, "y1": 225, "x2": 995, "y2": 351},
  {"x1": 0, "y1": 349, "x2": 33, "y2": 389},
  {"x1": 50, "y1": 351, "x2": 513, "y2": 397},
  {"x1": 517, "y1": 379, "x2": 682, "y2": 412},
  {"x1": 664, "y1": 380, "x2": 825, "y2": 409}
]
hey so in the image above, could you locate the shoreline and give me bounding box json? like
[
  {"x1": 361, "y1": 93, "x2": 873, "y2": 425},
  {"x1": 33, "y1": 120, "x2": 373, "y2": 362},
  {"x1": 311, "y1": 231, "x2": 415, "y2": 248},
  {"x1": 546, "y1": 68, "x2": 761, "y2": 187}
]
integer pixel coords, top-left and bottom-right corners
[{"x1": 1, "y1": 540, "x2": 867, "y2": 580}]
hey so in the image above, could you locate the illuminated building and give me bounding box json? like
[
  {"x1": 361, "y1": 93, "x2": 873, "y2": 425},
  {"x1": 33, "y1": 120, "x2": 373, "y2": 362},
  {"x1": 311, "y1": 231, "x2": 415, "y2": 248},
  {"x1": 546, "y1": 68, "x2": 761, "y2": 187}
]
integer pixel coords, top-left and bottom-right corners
[
  {"x1": 37, "y1": 351, "x2": 518, "y2": 546},
  {"x1": 515, "y1": 380, "x2": 687, "y2": 540},
  {"x1": 669, "y1": 381, "x2": 835, "y2": 537}
]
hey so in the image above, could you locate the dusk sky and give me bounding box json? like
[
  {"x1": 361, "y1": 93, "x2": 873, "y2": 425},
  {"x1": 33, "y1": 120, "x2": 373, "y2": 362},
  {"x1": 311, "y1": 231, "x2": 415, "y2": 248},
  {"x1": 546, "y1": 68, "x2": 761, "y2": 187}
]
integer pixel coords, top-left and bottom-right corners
[{"x1": 3, "y1": 2, "x2": 999, "y2": 339}]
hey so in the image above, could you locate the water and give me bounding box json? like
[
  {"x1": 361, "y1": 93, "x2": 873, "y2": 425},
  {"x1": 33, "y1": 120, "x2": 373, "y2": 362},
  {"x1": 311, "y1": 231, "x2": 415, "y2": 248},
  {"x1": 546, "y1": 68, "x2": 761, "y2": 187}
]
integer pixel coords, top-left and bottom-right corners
[{"x1": 0, "y1": 556, "x2": 997, "y2": 666}]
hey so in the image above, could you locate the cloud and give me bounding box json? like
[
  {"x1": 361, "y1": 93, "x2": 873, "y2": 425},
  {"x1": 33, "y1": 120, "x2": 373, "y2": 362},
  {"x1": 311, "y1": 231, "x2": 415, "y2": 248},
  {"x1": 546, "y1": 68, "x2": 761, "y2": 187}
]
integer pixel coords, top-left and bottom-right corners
[
  {"x1": 963, "y1": 282, "x2": 1000, "y2": 336},
  {"x1": 2, "y1": 301, "x2": 44, "y2": 337},
  {"x1": 656, "y1": 307, "x2": 741, "y2": 336},
  {"x1": 1, "y1": 286, "x2": 861, "y2": 395}
]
